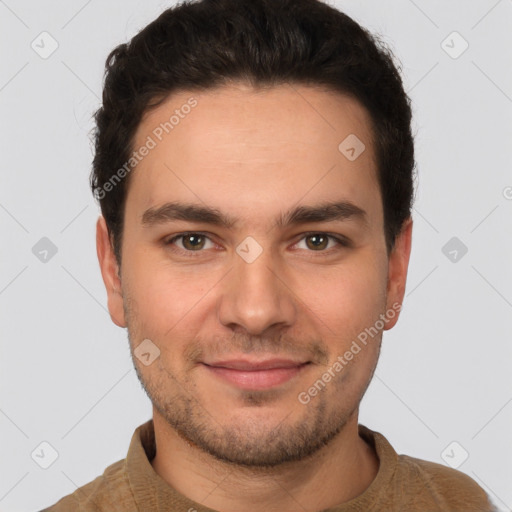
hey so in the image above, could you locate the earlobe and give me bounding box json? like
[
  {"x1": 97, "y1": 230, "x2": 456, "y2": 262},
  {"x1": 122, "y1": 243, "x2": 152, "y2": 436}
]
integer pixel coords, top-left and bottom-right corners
[
  {"x1": 96, "y1": 216, "x2": 127, "y2": 328},
  {"x1": 384, "y1": 218, "x2": 413, "y2": 330}
]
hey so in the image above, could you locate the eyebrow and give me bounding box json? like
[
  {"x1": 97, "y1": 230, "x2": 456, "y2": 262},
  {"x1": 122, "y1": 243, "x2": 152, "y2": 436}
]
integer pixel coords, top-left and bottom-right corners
[{"x1": 141, "y1": 200, "x2": 368, "y2": 230}]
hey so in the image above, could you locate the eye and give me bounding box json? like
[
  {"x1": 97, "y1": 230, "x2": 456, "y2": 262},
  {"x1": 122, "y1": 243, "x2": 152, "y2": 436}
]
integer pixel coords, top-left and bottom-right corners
[
  {"x1": 164, "y1": 231, "x2": 350, "y2": 258},
  {"x1": 294, "y1": 233, "x2": 349, "y2": 253},
  {"x1": 165, "y1": 232, "x2": 216, "y2": 254}
]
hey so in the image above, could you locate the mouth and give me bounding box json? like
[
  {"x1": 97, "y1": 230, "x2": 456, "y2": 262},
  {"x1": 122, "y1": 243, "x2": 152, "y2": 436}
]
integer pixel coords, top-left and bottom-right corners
[{"x1": 201, "y1": 358, "x2": 312, "y2": 390}]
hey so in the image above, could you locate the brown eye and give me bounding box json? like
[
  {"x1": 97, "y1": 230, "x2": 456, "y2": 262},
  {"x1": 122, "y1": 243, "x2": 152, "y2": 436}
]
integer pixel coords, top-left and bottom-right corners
[
  {"x1": 294, "y1": 233, "x2": 349, "y2": 254},
  {"x1": 181, "y1": 234, "x2": 206, "y2": 251},
  {"x1": 165, "y1": 233, "x2": 215, "y2": 254},
  {"x1": 305, "y1": 234, "x2": 329, "y2": 250}
]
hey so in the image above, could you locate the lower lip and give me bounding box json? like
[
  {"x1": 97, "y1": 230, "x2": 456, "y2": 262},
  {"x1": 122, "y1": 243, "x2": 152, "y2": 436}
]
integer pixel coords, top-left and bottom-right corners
[{"x1": 203, "y1": 363, "x2": 309, "y2": 390}]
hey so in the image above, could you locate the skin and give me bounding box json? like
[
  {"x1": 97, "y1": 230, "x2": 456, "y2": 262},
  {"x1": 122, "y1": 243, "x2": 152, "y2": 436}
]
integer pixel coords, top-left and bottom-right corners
[{"x1": 97, "y1": 82, "x2": 413, "y2": 512}]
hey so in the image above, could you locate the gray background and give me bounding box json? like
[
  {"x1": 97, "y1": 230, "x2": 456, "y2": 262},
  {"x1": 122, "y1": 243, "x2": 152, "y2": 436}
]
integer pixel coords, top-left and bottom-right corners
[{"x1": 1, "y1": 0, "x2": 511, "y2": 511}]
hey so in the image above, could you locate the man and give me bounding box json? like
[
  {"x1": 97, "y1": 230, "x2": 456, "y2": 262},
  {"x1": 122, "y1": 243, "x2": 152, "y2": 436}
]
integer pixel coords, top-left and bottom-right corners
[{"x1": 43, "y1": 0, "x2": 496, "y2": 510}]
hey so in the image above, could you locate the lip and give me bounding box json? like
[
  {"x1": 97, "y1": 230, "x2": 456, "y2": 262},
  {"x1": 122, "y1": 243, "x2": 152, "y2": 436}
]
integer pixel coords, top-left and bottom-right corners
[
  {"x1": 205, "y1": 358, "x2": 308, "y2": 370},
  {"x1": 202, "y1": 358, "x2": 311, "y2": 390}
]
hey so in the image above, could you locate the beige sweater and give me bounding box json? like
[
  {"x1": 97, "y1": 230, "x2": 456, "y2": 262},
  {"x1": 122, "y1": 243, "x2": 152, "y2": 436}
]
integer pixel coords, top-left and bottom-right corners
[{"x1": 42, "y1": 420, "x2": 497, "y2": 512}]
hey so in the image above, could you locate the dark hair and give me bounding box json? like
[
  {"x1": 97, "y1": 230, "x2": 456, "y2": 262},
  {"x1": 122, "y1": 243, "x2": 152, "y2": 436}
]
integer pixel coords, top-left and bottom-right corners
[{"x1": 91, "y1": 0, "x2": 416, "y2": 264}]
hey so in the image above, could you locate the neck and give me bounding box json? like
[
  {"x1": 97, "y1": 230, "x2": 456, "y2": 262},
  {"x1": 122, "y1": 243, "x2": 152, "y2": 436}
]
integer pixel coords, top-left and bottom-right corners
[{"x1": 150, "y1": 409, "x2": 379, "y2": 512}]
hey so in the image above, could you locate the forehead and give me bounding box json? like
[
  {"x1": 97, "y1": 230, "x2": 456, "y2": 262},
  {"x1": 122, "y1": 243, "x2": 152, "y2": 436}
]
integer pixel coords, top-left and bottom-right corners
[
  {"x1": 135, "y1": 82, "x2": 375, "y2": 160},
  {"x1": 127, "y1": 83, "x2": 380, "y2": 227}
]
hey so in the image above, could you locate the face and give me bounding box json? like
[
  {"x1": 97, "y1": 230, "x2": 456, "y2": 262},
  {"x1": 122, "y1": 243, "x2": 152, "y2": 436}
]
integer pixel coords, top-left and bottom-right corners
[{"x1": 97, "y1": 83, "x2": 412, "y2": 467}]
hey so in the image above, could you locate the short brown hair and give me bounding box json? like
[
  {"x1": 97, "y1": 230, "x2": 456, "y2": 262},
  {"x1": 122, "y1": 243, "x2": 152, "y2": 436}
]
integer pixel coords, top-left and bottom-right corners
[{"x1": 91, "y1": 0, "x2": 416, "y2": 264}]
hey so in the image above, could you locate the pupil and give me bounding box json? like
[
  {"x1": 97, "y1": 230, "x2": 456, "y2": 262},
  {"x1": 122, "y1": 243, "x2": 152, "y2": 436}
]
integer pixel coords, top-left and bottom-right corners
[
  {"x1": 309, "y1": 234, "x2": 326, "y2": 249},
  {"x1": 186, "y1": 235, "x2": 202, "y2": 248}
]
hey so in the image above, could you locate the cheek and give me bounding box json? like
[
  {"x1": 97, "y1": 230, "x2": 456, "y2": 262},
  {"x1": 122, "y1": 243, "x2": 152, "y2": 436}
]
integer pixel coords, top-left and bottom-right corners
[
  {"x1": 123, "y1": 250, "x2": 216, "y2": 339},
  {"x1": 300, "y1": 254, "x2": 388, "y2": 338}
]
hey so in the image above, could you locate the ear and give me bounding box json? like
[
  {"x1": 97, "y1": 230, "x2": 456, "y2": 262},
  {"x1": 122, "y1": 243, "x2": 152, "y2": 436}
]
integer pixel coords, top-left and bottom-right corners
[
  {"x1": 96, "y1": 216, "x2": 126, "y2": 328},
  {"x1": 384, "y1": 217, "x2": 413, "y2": 330}
]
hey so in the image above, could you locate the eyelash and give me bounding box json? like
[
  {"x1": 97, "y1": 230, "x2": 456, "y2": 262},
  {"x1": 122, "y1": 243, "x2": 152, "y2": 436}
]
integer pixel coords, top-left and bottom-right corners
[{"x1": 163, "y1": 231, "x2": 351, "y2": 258}]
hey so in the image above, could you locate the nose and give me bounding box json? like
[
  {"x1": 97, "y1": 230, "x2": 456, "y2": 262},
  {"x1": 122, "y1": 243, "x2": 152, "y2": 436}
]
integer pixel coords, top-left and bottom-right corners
[{"x1": 217, "y1": 240, "x2": 297, "y2": 336}]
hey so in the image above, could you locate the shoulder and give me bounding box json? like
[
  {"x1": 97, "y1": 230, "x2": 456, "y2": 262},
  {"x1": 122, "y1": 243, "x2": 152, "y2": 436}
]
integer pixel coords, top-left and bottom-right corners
[
  {"x1": 40, "y1": 458, "x2": 133, "y2": 512},
  {"x1": 359, "y1": 425, "x2": 496, "y2": 511},
  {"x1": 396, "y1": 454, "x2": 497, "y2": 511}
]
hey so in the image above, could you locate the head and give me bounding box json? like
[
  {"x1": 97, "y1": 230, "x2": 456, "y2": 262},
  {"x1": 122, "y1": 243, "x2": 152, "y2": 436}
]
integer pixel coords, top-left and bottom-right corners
[{"x1": 95, "y1": 0, "x2": 415, "y2": 467}]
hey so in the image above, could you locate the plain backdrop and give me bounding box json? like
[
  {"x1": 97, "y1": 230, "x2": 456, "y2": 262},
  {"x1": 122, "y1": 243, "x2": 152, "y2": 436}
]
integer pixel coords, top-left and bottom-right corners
[{"x1": 0, "y1": 1, "x2": 511, "y2": 511}]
